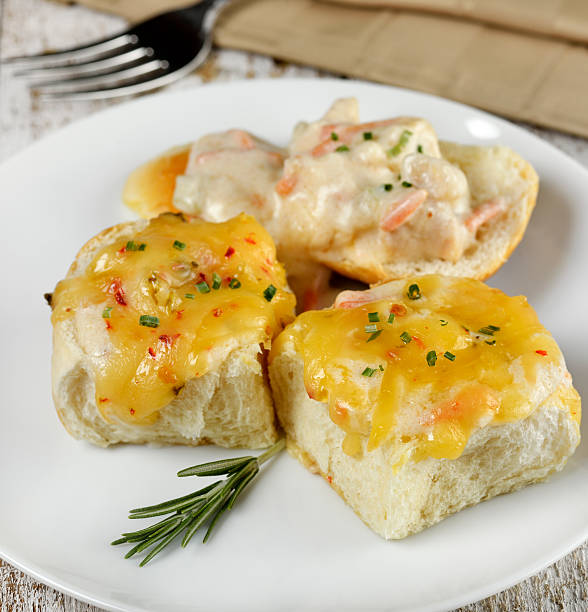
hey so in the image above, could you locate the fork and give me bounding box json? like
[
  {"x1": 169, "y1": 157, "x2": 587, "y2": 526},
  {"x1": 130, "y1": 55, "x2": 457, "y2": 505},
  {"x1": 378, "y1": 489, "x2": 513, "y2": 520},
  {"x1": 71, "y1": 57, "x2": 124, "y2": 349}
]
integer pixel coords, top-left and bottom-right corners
[{"x1": 2, "y1": 0, "x2": 232, "y2": 101}]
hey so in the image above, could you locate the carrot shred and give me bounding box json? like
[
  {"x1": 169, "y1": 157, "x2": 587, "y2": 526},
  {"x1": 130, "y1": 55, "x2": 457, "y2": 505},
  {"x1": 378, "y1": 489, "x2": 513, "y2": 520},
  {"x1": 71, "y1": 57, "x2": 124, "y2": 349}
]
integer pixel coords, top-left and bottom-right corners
[
  {"x1": 380, "y1": 190, "x2": 427, "y2": 232},
  {"x1": 275, "y1": 173, "x2": 298, "y2": 196}
]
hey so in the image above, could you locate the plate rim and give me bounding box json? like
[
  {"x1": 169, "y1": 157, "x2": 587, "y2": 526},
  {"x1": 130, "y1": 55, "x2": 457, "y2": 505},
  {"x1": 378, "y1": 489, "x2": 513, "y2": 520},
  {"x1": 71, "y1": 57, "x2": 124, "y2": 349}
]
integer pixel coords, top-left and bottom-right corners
[{"x1": 0, "y1": 77, "x2": 586, "y2": 612}]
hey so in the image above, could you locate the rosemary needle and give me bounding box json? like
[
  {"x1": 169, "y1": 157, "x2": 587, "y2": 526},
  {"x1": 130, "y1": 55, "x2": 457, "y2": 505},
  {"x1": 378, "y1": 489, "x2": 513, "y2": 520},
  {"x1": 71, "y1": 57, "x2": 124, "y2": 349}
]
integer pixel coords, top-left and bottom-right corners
[{"x1": 112, "y1": 438, "x2": 285, "y2": 565}]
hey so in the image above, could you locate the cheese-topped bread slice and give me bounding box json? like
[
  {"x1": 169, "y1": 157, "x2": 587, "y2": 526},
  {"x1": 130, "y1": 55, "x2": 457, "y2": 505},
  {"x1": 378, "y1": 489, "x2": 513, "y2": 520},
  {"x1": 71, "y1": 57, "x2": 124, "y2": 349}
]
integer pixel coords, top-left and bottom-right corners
[
  {"x1": 269, "y1": 275, "x2": 580, "y2": 538},
  {"x1": 49, "y1": 212, "x2": 295, "y2": 448}
]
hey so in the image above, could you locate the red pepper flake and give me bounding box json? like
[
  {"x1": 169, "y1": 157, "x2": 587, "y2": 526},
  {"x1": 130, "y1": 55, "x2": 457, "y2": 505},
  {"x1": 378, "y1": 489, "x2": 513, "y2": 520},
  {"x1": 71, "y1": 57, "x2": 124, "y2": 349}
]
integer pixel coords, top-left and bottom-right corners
[
  {"x1": 65, "y1": 307, "x2": 71, "y2": 312},
  {"x1": 99, "y1": 397, "x2": 110, "y2": 403},
  {"x1": 198, "y1": 272, "x2": 207, "y2": 283},
  {"x1": 390, "y1": 303, "x2": 408, "y2": 316},
  {"x1": 327, "y1": 475, "x2": 333, "y2": 484},
  {"x1": 130, "y1": 408, "x2": 135, "y2": 415},
  {"x1": 105, "y1": 320, "x2": 112, "y2": 330},
  {"x1": 427, "y1": 211, "x2": 433, "y2": 218},
  {"x1": 148, "y1": 347, "x2": 156, "y2": 358},
  {"x1": 244, "y1": 234, "x2": 257, "y2": 245},
  {"x1": 412, "y1": 335, "x2": 426, "y2": 349},
  {"x1": 213, "y1": 308, "x2": 223, "y2": 317},
  {"x1": 118, "y1": 245, "x2": 126, "y2": 254},
  {"x1": 159, "y1": 334, "x2": 172, "y2": 345},
  {"x1": 109, "y1": 278, "x2": 127, "y2": 306},
  {"x1": 260, "y1": 265, "x2": 271, "y2": 276},
  {"x1": 224, "y1": 246, "x2": 235, "y2": 258},
  {"x1": 536, "y1": 350, "x2": 548, "y2": 356},
  {"x1": 176, "y1": 309, "x2": 184, "y2": 320},
  {"x1": 265, "y1": 257, "x2": 273, "y2": 266}
]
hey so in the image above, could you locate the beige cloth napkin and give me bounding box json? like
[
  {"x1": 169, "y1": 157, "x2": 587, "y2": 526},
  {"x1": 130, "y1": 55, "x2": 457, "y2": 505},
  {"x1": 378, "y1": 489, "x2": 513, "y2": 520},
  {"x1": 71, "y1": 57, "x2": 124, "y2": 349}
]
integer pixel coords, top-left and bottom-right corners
[{"x1": 54, "y1": 0, "x2": 588, "y2": 138}]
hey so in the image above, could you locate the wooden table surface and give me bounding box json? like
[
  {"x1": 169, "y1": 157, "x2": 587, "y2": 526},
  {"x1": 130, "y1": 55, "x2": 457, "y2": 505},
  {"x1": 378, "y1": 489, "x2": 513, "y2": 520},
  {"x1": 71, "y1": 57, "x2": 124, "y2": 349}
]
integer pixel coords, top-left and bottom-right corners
[{"x1": 1, "y1": 1, "x2": 587, "y2": 610}]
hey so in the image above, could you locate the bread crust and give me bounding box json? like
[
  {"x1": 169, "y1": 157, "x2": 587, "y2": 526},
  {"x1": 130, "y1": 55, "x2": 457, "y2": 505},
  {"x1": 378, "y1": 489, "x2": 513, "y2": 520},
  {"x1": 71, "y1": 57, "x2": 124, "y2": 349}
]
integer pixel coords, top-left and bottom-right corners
[
  {"x1": 50, "y1": 216, "x2": 278, "y2": 448},
  {"x1": 269, "y1": 340, "x2": 580, "y2": 539},
  {"x1": 314, "y1": 143, "x2": 538, "y2": 285}
]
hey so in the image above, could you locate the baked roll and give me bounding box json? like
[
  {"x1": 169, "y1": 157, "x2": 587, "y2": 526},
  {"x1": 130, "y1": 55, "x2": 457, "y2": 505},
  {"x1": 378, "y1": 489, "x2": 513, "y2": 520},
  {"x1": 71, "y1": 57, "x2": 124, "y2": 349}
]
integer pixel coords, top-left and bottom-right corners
[
  {"x1": 269, "y1": 275, "x2": 580, "y2": 538},
  {"x1": 276, "y1": 98, "x2": 538, "y2": 283},
  {"x1": 48, "y1": 212, "x2": 295, "y2": 448},
  {"x1": 123, "y1": 98, "x2": 538, "y2": 296}
]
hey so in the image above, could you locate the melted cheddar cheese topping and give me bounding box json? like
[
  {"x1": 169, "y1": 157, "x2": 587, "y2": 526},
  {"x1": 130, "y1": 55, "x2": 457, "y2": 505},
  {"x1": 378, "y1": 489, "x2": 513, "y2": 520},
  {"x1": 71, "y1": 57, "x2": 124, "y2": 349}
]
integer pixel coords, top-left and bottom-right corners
[
  {"x1": 272, "y1": 275, "x2": 578, "y2": 461},
  {"x1": 52, "y1": 213, "x2": 295, "y2": 425}
]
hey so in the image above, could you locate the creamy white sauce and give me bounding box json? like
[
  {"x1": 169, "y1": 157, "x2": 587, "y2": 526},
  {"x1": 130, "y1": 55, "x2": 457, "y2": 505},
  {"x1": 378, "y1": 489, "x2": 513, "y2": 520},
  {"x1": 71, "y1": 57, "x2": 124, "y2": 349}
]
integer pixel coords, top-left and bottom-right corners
[{"x1": 171, "y1": 99, "x2": 502, "y2": 284}]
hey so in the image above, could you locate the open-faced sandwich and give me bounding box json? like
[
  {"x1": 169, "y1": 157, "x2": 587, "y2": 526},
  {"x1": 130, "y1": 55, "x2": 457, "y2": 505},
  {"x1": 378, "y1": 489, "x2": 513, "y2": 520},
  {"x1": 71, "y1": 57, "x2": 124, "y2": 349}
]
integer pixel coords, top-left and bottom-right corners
[
  {"x1": 269, "y1": 275, "x2": 580, "y2": 538},
  {"x1": 123, "y1": 98, "x2": 538, "y2": 289},
  {"x1": 47, "y1": 212, "x2": 295, "y2": 448}
]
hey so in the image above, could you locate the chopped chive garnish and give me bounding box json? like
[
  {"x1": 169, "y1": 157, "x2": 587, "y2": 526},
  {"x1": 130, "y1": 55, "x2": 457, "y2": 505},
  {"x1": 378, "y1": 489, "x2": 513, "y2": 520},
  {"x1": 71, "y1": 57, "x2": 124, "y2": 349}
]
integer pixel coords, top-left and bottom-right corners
[
  {"x1": 444, "y1": 351, "x2": 456, "y2": 361},
  {"x1": 335, "y1": 145, "x2": 350, "y2": 152},
  {"x1": 388, "y1": 129, "x2": 413, "y2": 156},
  {"x1": 417, "y1": 144, "x2": 423, "y2": 153},
  {"x1": 402, "y1": 181, "x2": 413, "y2": 188},
  {"x1": 212, "y1": 272, "x2": 222, "y2": 290},
  {"x1": 478, "y1": 325, "x2": 500, "y2": 335},
  {"x1": 364, "y1": 323, "x2": 378, "y2": 334},
  {"x1": 196, "y1": 281, "x2": 210, "y2": 294},
  {"x1": 485, "y1": 340, "x2": 496, "y2": 346},
  {"x1": 379, "y1": 364, "x2": 384, "y2": 371},
  {"x1": 407, "y1": 283, "x2": 421, "y2": 300},
  {"x1": 383, "y1": 183, "x2": 393, "y2": 191},
  {"x1": 184, "y1": 293, "x2": 195, "y2": 299},
  {"x1": 426, "y1": 350, "x2": 437, "y2": 367},
  {"x1": 138, "y1": 243, "x2": 147, "y2": 251},
  {"x1": 125, "y1": 240, "x2": 138, "y2": 251},
  {"x1": 368, "y1": 312, "x2": 380, "y2": 322},
  {"x1": 173, "y1": 240, "x2": 186, "y2": 250},
  {"x1": 229, "y1": 278, "x2": 241, "y2": 289},
  {"x1": 331, "y1": 132, "x2": 339, "y2": 141},
  {"x1": 367, "y1": 330, "x2": 382, "y2": 342},
  {"x1": 387, "y1": 312, "x2": 395, "y2": 324},
  {"x1": 139, "y1": 315, "x2": 159, "y2": 328},
  {"x1": 264, "y1": 284, "x2": 277, "y2": 302},
  {"x1": 363, "y1": 131, "x2": 373, "y2": 140},
  {"x1": 361, "y1": 367, "x2": 376, "y2": 377},
  {"x1": 102, "y1": 307, "x2": 113, "y2": 318},
  {"x1": 440, "y1": 319, "x2": 448, "y2": 326},
  {"x1": 400, "y1": 331, "x2": 412, "y2": 344}
]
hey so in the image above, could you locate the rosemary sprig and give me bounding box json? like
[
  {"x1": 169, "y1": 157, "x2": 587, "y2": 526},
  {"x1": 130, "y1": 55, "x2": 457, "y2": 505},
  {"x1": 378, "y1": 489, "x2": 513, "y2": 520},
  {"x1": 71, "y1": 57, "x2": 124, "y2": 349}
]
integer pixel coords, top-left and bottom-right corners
[{"x1": 112, "y1": 438, "x2": 285, "y2": 566}]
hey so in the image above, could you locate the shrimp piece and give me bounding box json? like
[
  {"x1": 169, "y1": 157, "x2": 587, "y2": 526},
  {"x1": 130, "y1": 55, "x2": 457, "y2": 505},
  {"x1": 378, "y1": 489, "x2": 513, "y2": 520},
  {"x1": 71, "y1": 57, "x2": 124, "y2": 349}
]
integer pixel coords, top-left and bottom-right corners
[
  {"x1": 228, "y1": 129, "x2": 255, "y2": 150},
  {"x1": 313, "y1": 119, "x2": 410, "y2": 157},
  {"x1": 380, "y1": 189, "x2": 428, "y2": 232},
  {"x1": 334, "y1": 289, "x2": 379, "y2": 309},
  {"x1": 465, "y1": 198, "x2": 506, "y2": 233},
  {"x1": 320, "y1": 119, "x2": 408, "y2": 142}
]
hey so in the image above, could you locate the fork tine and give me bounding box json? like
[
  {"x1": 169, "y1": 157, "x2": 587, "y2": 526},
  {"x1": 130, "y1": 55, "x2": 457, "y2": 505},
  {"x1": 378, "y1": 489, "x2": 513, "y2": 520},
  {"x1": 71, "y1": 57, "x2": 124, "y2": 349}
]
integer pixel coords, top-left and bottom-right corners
[
  {"x1": 3, "y1": 33, "x2": 136, "y2": 69},
  {"x1": 38, "y1": 40, "x2": 211, "y2": 101},
  {"x1": 15, "y1": 48, "x2": 154, "y2": 83},
  {"x1": 33, "y1": 60, "x2": 167, "y2": 94}
]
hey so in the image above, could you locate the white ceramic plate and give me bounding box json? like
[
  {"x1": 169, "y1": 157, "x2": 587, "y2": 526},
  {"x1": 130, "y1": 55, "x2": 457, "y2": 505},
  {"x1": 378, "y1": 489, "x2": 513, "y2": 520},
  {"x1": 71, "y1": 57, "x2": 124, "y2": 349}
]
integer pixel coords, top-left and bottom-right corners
[{"x1": 0, "y1": 79, "x2": 586, "y2": 612}]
